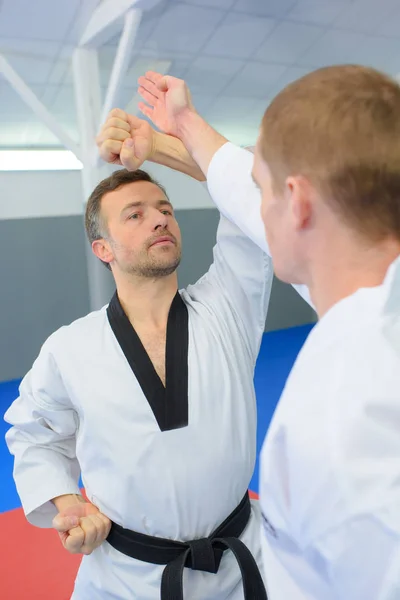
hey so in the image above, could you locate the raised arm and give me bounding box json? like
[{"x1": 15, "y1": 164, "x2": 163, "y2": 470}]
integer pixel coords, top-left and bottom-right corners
[
  {"x1": 137, "y1": 72, "x2": 313, "y2": 308},
  {"x1": 96, "y1": 108, "x2": 206, "y2": 182},
  {"x1": 185, "y1": 148, "x2": 273, "y2": 364},
  {"x1": 138, "y1": 72, "x2": 226, "y2": 176}
]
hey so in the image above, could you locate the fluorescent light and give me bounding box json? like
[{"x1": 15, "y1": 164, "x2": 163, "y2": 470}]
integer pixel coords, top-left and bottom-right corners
[{"x1": 0, "y1": 150, "x2": 83, "y2": 171}]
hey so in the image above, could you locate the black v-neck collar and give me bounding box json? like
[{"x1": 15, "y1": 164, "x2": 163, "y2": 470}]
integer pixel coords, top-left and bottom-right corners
[{"x1": 106, "y1": 291, "x2": 189, "y2": 432}]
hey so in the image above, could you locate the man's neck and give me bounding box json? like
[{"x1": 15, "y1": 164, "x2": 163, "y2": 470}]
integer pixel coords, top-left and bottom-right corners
[
  {"x1": 115, "y1": 273, "x2": 178, "y2": 329},
  {"x1": 307, "y1": 233, "x2": 400, "y2": 318}
]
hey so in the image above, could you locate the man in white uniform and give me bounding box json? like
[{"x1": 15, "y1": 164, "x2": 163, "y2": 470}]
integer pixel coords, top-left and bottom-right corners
[
  {"x1": 137, "y1": 66, "x2": 400, "y2": 599},
  {"x1": 4, "y1": 113, "x2": 278, "y2": 597}
]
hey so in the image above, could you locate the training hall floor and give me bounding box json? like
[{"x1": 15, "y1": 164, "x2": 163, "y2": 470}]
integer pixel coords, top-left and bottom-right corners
[{"x1": 0, "y1": 323, "x2": 313, "y2": 599}]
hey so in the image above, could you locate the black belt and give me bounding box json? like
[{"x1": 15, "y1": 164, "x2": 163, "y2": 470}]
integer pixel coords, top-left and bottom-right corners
[{"x1": 106, "y1": 492, "x2": 268, "y2": 600}]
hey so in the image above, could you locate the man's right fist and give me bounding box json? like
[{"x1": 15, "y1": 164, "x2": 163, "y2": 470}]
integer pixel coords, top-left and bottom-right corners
[
  {"x1": 52, "y1": 501, "x2": 111, "y2": 556},
  {"x1": 96, "y1": 108, "x2": 156, "y2": 171}
]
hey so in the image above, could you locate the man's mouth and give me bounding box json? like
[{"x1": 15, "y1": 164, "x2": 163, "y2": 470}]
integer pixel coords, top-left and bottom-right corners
[{"x1": 149, "y1": 236, "x2": 175, "y2": 247}]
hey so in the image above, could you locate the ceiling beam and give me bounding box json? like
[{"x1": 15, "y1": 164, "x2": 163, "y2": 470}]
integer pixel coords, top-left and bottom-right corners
[
  {"x1": 100, "y1": 8, "x2": 142, "y2": 127},
  {"x1": 0, "y1": 54, "x2": 83, "y2": 161},
  {"x1": 79, "y1": 0, "x2": 161, "y2": 48}
]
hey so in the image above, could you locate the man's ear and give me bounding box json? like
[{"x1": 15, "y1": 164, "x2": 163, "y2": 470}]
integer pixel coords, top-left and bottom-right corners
[
  {"x1": 92, "y1": 238, "x2": 113, "y2": 267},
  {"x1": 286, "y1": 175, "x2": 314, "y2": 232}
]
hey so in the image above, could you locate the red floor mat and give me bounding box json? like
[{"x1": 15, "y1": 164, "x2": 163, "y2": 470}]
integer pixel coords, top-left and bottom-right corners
[{"x1": 0, "y1": 507, "x2": 81, "y2": 600}]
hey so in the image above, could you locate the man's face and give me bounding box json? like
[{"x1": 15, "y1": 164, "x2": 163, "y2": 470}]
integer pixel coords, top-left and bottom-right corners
[{"x1": 98, "y1": 180, "x2": 182, "y2": 278}]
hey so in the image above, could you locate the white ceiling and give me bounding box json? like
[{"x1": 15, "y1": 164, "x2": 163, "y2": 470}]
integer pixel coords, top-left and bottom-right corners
[{"x1": 1, "y1": 0, "x2": 400, "y2": 149}]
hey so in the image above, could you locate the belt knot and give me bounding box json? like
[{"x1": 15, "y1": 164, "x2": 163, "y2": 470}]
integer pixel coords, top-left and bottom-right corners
[{"x1": 187, "y1": 538, "x2": 218, "y2": 573}]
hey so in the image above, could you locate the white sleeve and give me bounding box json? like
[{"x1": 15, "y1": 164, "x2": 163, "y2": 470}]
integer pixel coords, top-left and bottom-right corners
[
  {"x1": 4, "y1": 338, "x2": 81, "y2": 528},
  {"x1": 278, "y1": 380, "x2": 400, "y2": 600},
  {"x1": 313, "y1": 510, "x2": 400, "y2": 600},
  {"x1": 188, "y1": 212, "x2": 272, "y2": 364},
  {"x1": 206, "y1": 142, "x2": 314, "y2": 309},
  {"x1": 311, "y1": 383, "x2": 400, "y2": 599},
  {"x1": 261, "y1": 513, "x2": 400, "y2": 600}
]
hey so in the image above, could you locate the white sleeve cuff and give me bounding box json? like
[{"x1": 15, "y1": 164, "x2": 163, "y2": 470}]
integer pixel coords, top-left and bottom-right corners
[{"x1": 22, "y1": 478, "x2": 82, "y2": 528}]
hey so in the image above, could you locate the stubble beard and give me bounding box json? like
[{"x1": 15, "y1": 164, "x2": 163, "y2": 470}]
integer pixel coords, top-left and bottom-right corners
[{"x1": 125, "y1": 245, "x2": 181, "y2": 278}]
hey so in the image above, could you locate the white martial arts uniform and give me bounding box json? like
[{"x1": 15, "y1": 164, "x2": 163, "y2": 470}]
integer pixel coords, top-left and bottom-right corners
[
  {"x1": 4, "y1": 144, "x2": 273, "y2": 600},
  {"x1": 208, "y1": 144, "x2": 400, "y2": 599},
  {"x1": 259, "y1": 255, "x2": 400, "y2": 600}
]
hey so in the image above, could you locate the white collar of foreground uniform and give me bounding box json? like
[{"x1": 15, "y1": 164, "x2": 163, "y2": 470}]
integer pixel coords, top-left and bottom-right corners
[
  {"x1": 304, "y1": 253, "x2": 400, "y2": 350},
  {"x1": 383, "y1": 253, "x2": 400, "y2": 315}
]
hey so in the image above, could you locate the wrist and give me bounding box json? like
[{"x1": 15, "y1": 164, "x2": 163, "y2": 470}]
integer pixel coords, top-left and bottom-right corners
[
  {"x1": 175, "y1": 110, "x2": 205, "y2": 151},
  {"x1": 149, "y1": 130, "x2": 206, "y2": 182},
  {"x1": 52, "y1": 493, "x2": 86, "y2": 513},
  {"x1": 151, "y1": 130, "x2": 168, "y2": 161},
  {"x1": 174, "y1": 111, "x2": 228, "y2": 176},
  {"x1": 148, "y1": 128, "x2": 160, "y2": 161}
]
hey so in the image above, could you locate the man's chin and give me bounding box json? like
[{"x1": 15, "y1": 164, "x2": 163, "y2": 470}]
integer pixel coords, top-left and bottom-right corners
[{"x1": 140, "y1": 258, "x2": 181, "y2": 278}]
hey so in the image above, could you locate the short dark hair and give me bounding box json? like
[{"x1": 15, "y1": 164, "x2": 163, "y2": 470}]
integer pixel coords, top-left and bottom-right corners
[{"x1": 85, "y1": 168, "x2": 168, "y2": 270}]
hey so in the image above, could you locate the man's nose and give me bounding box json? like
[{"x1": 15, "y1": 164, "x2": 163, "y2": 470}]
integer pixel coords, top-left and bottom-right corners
[{"x1": 152, "y1": 210, "x2": 168, "y2": 230}]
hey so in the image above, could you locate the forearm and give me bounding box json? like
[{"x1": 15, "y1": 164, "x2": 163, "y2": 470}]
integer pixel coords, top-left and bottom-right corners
[
  {"x1": 11, "y1": 445, "x2": 82, "y2": 526},
  {"x1": 52, "y1": 493, "x2": 86, "y2": 512},
  {"x1": 175, "y1": 111, "x2": 228, "y2": 176},
  {"x1": 6, "y1": 424, "x2": 82, "y2": 525},
  {"x1": 150, "y1": 130, "x2": 206, "y2": 181}
]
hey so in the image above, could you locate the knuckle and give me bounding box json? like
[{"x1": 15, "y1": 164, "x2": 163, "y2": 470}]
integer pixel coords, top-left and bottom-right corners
[
  {"x1": 108, "y1": 129, "x2": 124, "y2": 141},
  {"x1": 104, "y1": 140, "x2": 118, "y2": 153},
  {"x1": 110, "y1": 117, "x2": 127, "y2": 128},
  {"x1": 102, "y1": 127, "x2": 115, "y2": 139},
  {"x1": 65, "y1": 540, "x2": 80, "y2": 554},
  {"x1": 83, "y1": 522, "x2": 96, "y2": 537}
]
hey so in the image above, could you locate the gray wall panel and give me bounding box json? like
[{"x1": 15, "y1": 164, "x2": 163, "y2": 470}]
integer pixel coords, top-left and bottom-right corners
[
  {"x1": 0, "y1": 216, "x2": 90, "y2": 382},
  {"x1": 265, "y1": 277, "x2": 317, "y2": 332},
  {"x1": 177, "y1": 208, "x2": 220, "y2": 288}
]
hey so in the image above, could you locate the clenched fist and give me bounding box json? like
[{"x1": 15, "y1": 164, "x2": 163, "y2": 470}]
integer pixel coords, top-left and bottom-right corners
[
  {"x1": 96, "y1": 108, "x2": 156, "y2": 171},
  {"x1": 53, "y1": 500, "x2": 111, "y2": 556}
]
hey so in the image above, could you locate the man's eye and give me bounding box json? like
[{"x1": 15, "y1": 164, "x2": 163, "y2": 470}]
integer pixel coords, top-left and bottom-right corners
[
  {"x1": 129, "y1": 213, "x2": 140, "y2": 219},
  {"x1": 161, "y1": 210, "x2": 172, "y2": 215}
]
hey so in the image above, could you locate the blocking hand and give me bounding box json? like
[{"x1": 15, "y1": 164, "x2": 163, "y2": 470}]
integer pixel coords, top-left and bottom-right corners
[
  {"x1": 138, "y1": 71, "x2": 196, "y2": 137},
  {"x1": 96, "y1": 108, "x2": 155, "y2": 171},
  {"x1": 53, "y1": 501, "x2": 111, "y2": 556}
]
